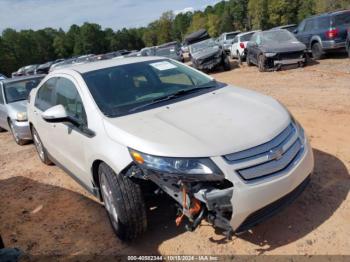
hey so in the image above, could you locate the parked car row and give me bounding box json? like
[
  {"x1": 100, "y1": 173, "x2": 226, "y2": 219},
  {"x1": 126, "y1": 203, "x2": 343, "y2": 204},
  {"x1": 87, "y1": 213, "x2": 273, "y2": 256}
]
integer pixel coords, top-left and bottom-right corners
[{"x1": 0, "y1": 56, "x2": 314, "y2": 242}]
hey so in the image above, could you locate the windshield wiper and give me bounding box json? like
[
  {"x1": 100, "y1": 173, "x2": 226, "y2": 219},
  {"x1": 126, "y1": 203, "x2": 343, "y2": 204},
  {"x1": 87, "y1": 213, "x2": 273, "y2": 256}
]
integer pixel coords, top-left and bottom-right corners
[{"x1": 129, "y1": 81, "x2": 217, "y2": 113}]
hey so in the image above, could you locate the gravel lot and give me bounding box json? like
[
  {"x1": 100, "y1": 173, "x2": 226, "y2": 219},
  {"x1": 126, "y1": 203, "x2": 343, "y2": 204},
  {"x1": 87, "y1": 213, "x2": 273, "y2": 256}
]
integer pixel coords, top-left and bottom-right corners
[{"x1": 0, "y1": 55, "x2": 349, "y2": 257}]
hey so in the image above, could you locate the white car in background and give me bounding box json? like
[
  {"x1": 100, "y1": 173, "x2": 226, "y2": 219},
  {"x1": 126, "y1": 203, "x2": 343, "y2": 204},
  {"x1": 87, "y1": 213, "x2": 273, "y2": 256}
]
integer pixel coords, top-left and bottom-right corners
[
  {"x1": 231, "y1": 31, "x2": 261, "y2": 63},
  {"x1": 27, "y1": 57, "x2": 314, "y2": 241}
]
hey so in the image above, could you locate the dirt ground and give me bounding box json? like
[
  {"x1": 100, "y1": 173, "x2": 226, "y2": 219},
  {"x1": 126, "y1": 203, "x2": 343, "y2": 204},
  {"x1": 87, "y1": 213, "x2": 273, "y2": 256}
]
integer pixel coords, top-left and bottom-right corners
[{"x1": 1, "y1": 54, "x2": 350, "y2": 257}]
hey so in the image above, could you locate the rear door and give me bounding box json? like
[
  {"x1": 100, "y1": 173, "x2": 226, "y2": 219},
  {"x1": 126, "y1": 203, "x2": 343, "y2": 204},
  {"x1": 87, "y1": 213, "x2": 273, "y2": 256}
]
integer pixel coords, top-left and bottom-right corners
[{"x1": 296, "y1": 19, "x2": 315, "y2": 48}]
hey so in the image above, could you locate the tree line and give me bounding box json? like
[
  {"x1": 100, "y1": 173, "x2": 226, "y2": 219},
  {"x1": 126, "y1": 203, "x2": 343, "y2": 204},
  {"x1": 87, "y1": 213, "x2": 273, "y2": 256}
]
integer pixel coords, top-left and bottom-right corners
[{"x1": 1, "y1": 0, "x2": 349, "y2": 76}]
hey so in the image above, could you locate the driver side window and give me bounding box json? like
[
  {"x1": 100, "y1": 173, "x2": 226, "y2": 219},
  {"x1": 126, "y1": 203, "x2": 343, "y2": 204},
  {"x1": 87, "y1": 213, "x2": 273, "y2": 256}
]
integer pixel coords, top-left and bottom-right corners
[{"x1": 54, "y1": 78, "x2": 87, "y2": 126}]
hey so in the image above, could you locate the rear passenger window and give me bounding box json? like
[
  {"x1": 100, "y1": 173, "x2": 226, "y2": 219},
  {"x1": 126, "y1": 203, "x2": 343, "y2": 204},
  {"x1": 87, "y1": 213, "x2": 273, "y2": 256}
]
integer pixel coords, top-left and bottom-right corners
[
  {"x1": 317, "y1": 17, "x2": 331, "y2": 29},
  {"x1": 35, "y1": 78, "x2": 57, "y2": 111},
  {"x1": 54, "y1": 78, "x2": 87, "y2": 125}
]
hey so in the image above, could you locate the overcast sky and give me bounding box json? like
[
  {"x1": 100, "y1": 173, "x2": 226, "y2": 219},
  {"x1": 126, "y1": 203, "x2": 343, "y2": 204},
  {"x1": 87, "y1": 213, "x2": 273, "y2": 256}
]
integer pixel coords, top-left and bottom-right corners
[{"x1": 0, "y1": 0, "x2": 220, "y2": 32}]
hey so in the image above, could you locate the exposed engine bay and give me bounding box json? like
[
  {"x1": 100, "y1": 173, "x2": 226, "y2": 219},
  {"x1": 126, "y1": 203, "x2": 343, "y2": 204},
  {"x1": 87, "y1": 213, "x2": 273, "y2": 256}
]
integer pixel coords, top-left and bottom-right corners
[{"x1": 125, "y1": 164, "x2": 235, "y2": 238}]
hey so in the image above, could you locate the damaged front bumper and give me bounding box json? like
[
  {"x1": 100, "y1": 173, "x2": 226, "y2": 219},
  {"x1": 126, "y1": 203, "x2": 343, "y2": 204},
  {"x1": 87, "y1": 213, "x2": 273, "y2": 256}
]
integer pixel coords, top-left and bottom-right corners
[
  {"x1": 192, "y1": 56, "x2": 222, "y2": 71},
  {"x1": 127, "y1": 138, "x2": 314, "y2": 238}
]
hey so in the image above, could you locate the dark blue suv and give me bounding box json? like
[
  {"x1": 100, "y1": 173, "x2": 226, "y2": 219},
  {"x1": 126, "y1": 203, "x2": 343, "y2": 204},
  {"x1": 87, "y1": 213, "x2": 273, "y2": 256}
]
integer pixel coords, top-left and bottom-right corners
[{"x1": 295, "y1": 10, "x2": 350, "y2": 59}]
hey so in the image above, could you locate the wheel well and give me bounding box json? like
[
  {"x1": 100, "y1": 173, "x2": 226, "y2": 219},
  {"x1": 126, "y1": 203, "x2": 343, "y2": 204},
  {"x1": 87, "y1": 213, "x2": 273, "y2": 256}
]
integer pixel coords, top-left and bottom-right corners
[
  {"x1": 311, "y1": 40, "x2": 319, "y2": 48},
  {"x1": 92, "y1": 160, "x2": 103, "y2": 190}
]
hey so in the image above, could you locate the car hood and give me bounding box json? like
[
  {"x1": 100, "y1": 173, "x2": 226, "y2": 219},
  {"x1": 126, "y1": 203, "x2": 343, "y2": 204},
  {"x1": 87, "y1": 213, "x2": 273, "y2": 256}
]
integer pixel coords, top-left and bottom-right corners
[
  {"x1": 191, "y1": 47, "x2": 221, "y2": 60},
  {"x1": 261, "y1": 41, "x2": 306, "y2": 53},
  {"x1": 103, "y1": 86, "x2": 291, "y2": 158}
]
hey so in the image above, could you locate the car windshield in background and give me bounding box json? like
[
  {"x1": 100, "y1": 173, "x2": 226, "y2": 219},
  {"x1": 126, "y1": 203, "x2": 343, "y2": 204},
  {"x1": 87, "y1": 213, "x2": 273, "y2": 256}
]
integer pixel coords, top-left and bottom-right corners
[
  {"x1": 240, "y1": 32, "x2": 255, "y2": 42},
  {"x1": 4, "y1": 77, "x2": 43, "y2": 103},
  {"x1": 83, "y1": 59, "x2": 219, "y2": 117},
  {"x1": 155, "y1": 48, "x2": 175, "y2": 56},
  {"x1": 191, "y1": 39, "x2": 218, "y2": 53},
  {"x1": 262, "y1": 30, "x2": 297, "y2": 43},
  {"x1": 333, "y1": 12, "x2": 350, "y2": 26}
]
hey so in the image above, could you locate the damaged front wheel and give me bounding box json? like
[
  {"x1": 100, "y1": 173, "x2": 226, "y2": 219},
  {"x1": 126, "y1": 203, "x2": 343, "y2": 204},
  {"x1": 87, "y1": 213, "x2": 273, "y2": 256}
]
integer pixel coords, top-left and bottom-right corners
[{"x1": 99, "y1": 163, "x2": 147, "y2": 241}]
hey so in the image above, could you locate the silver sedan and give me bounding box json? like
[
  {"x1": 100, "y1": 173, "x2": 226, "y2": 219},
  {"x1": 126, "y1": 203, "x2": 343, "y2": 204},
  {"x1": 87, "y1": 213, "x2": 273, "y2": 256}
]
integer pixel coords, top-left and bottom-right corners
[{"x1": 0, "y1": 75, "x2": 44, "y2": 145}]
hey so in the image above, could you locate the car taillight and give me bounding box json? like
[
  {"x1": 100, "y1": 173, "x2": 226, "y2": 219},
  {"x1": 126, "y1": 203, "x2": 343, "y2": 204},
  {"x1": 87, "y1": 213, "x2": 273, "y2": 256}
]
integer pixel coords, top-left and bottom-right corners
[
  {"x1": 325, "y1": 28, "x2": 339, "y2": 39},
  {"x1": 240, "y1": 42, "x2": 245, "y2": 49}
]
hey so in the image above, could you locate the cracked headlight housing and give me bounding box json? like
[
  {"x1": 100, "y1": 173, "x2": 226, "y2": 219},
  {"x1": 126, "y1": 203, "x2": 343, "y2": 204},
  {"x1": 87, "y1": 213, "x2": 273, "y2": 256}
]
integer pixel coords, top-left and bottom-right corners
[
  {"x1": 16, "y1": 112, "x2": 27, "y2": 121},
  {"x1": 129, "y1": 149, "x2": 223, "y2": 176}
]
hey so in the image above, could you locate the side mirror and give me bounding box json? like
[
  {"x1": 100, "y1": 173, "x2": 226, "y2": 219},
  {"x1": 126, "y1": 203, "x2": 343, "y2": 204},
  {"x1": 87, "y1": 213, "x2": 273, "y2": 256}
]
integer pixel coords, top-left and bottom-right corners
[
  {"x1": 293, "y1": 29, "x2": 298, "y2": 34},
  {"x1": 42, "y1": 105, "x2": 80, "y2": 126}
]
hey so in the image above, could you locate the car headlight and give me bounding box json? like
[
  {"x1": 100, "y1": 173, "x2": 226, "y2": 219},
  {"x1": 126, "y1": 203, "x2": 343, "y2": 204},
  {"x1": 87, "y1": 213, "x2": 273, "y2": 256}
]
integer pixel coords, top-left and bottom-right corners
[
  {"x1": 265, "y1": 52, "x2": 277, "y2": 57},
  {"x1": 129, "y1": 149, "x2": 223, "y2": 176},
  {"x1": 16, "y1": 112, "x2": 27, "y2": 121}
]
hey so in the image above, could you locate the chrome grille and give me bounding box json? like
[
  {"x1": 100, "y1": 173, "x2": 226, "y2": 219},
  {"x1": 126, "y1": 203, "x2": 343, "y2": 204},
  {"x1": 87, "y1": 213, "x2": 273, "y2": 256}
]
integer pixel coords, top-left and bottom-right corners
[{"x1": 223, "y1": 124, "x2": 304, "y2": 181}]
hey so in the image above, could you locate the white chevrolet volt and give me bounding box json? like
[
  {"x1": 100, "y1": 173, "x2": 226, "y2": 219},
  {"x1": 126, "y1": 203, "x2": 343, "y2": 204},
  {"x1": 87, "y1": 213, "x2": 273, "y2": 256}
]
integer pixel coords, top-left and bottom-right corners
[{"x1": 27, "y1": 57, "x2": 314, "y2": 241}]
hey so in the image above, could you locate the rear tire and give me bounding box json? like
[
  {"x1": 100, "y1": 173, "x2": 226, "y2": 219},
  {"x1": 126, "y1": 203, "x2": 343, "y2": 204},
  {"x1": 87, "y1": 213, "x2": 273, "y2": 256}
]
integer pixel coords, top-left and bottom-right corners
[
  {"x1": 32, "y1": 126, "x2": 52, "y2": 165},
  {"x1": 99, "y1": 163, "x2": 147, "y2": 241},
  {"x1": 311, "y1": 42, "x2": 324, "y2": 60},
  {"x1": 9, "y1": 120, "x2": 26, "y2": 145}
]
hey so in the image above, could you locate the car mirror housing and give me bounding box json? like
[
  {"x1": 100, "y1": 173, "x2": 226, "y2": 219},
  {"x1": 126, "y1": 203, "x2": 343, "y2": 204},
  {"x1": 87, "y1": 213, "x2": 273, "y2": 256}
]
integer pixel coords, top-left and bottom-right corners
[{"x1": 42, "y1": 104, "x2": 79, "y2": 126}]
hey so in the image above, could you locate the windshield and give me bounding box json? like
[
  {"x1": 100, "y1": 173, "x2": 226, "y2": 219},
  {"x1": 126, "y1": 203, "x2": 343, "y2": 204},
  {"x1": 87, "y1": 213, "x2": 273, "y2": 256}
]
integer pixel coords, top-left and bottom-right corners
[
  {"x1": 261, "y1": 30, "x2": 297, "y2": 43},
  {"x1": 4, "y1": 77, "x2": 43, "y2": 103},
  {"x1": 191, "y1": 39, "x2": 218, "y2": 53},
  {"x1": 83, "y1": 59, "x2": 218, "y2": 117}
]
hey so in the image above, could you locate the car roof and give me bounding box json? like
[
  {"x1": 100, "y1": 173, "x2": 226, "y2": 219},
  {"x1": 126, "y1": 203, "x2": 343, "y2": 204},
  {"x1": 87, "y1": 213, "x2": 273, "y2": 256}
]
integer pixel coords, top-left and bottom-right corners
[
  {"x1": 237, "y1": 30, "x2": 261, "y2": 37},
  {"x1": 1, "y1": 74, "x2": 45, "y2": 84},
  {"x1": 54, "y1": 56, "x2": 169, "y2": 74},
  {"x1": 308, "y1": 9, "x2": 350, "y2": 19}
]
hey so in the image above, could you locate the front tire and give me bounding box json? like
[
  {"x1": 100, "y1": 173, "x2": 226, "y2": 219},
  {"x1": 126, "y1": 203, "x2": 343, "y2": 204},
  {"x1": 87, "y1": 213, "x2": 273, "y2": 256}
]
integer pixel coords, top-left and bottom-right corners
[
  {"x1": 222, "y1": 55, "x2": 231, "y2": 71},
  {"x1": 258, "y1": 54, "x2": 267, "y2": 72},
  {"x1": 99, "y1": 163, "x2": 147, "y2": 241},
  {"x1": 9, "y1": 120, "x2": 26, "y2": 145},
  {"x1": 246, "y1": 53, "x2": 253, "y2": 67},
  {"x1": 32, "y1": 126, "x2": 52, "y2": 165},
  {"x1": 311, "y1": 42, "x2": 324, "y2": 60}
]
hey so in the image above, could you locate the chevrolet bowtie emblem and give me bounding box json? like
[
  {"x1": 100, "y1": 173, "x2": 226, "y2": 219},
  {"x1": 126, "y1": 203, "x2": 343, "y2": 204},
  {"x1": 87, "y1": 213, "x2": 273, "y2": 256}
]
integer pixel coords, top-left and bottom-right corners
[{"x1": 268, "y1": 148, "x2": 284, "y2": 161}]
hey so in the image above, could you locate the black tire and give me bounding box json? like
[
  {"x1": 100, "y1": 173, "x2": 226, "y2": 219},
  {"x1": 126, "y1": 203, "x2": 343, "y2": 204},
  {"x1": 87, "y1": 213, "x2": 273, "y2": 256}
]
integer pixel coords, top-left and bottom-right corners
[
  {"x1": 311, "y1": 42, "x2": 324, "y2": 60},
  {"x1": 237, "y1": 52, "x2": 243, "y2": 66},
  {"x1": 246, "y1": 53, "x2": 253, "y2": 67},
  {"x1": 0, "y1": 126, "x2": 6, "y2": 132},
  {"x1": 222, "y1": 55, "x2": 231, "y2": 71},
  {"x1": 31, "y1": 126, "x2": 52, "y2": 165},
  {"x1": 8, "y1": 120, "x2": 26, "y2": 145},
  {"x1": 258, "y1": 54, "x2": 267, "y2": 72},
  {"x1": 99, "y1": 163, "x2": 147, "y2": 241},
  {"x1": 347, "y1": 45, "x2": 350, "y2": 58}
]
